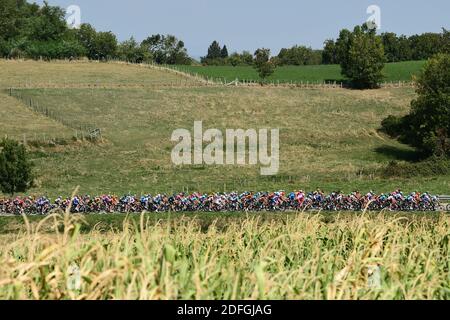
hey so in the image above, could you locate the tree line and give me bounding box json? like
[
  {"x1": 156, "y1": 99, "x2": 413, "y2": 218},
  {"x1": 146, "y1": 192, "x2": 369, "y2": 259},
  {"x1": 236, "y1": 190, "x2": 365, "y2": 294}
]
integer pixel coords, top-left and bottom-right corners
[
  {"x1": 202, "y1": 30, "x2": 448, "y2": 67},
  {"x1": 1, "y1": 1, "x2": 448, "y2": 67},
  {"x1": 323, "y1": 28, "x2": 450, "y2": 64},
  {"x1": 0, "y1": 0, "x2": 191, "y2": 64},
  {"x1": 201, "y1": 41, "x2": 323, "y2": 67}
]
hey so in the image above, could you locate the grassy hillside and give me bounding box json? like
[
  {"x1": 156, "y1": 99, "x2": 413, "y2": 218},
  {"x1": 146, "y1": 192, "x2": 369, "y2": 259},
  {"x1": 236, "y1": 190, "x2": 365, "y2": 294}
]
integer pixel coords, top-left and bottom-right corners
[
  {"x1": 0, "y1": 60, "x2": 448, "y2": 197},
  {"x1": 175, "y1": 61, "x2": 427, "y2": 83},
  {"x1": 0, "y1": 60, "x2": 193, "y2": 88}
]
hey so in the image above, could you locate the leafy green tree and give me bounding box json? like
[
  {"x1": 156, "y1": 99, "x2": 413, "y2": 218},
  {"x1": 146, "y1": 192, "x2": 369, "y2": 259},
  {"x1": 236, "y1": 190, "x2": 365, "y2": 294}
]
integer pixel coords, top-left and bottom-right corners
[
  {"x1": 277, "y1": 45, "x2": 321, "y2": 65},
  {"x1": 322, "y1": 39, "x2": 338, "y2": 64},
  {"x1": 0, "y1": 38, "x2": 10, "y2": 57},
  {"x1": 382, "y1": 54, "x2": 450, "y2": 156},
  {"x1": 224, "y1": 51, "x2": 255, "y2": 66},
  {"x1": 396, "y1": 35, "x2": 413, "y2": 61},
  {"x1": 381, "y1": 33, "x2": 412, "y2": 62},
  {"x1": 0, "y1": 0, "x2": 22, "y2": 40},
  {"x1": 227, "y1": 52, "x2": 241, "y2": 66},
  {"x1": 380, "y1": 30, "x2": 450, "y2": 62},
  {"x1": 0, "y1": 139, "x2": 33, "y2": 196},
  {"x1": 74, "y1": 23, "x2": 97, "y2": 58},
  {"x1": 141, "y1": 34, "x2": 165, "y2": 63},
  {"x1": 75, "y1": 25, "x2": 117, "y2": 61},
  {"x1": 254, "y1": 48, "x2": 276, "y2": 81},
  {"x1": 335, "y1": 28, "x2": 352, "y2": 68},
  {"x1": 240, "y1": 51, "x2": 254, "y2": 65},
  {"x1": 141, "y1": 34, "x2": 191, "y2": 65},
  {"x1": 338, "y1": 24, "x2": 386, "y2": 89},
  {"x1": 0, "y1": 0, "x2": 76, "y2": 59},
  {"x1": 117, "y1": 37, "x2": 151, "y2": 63},
  {"x1": 167, "y1": 38, "x2": 191, "y2": 64},
  {"x1": 225, "y1": 51, "x2": 254, "y2": 66},
  {"x1": 309, "y1": 50, "x2": 323, "y2": 65},
  {"x1": 409, "y1": 32, "x2": 445, "y2": 60},
  {"x1": 24, "y1": 1, "x2": 67, "y2": 41},
  {"x1": 443, "y1": 28, "x2": 450, "y2": 53},
  {"x1": 381, "y1": 32, "x2": 401, "y2": 62},
  {"x1": 93, "y1": 31, "x2": 118, "y2": 61}
]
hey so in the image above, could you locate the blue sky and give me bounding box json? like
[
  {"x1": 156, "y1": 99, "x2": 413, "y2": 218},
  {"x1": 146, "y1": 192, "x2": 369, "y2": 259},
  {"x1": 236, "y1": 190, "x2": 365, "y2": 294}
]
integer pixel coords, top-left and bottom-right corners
[{"x1": 36, "y1": 0, "x2": 449, "y2": 58}]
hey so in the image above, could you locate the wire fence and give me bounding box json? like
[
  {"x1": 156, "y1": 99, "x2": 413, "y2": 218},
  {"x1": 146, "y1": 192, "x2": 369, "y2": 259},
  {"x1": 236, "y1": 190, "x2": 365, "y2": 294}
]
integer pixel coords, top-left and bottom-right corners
[
  {"x1": 4, "y1": 59, "x2": 416, "y2": 90},
  {"x1": 9, "y1": 81, "x2": 211, "y2": 90},
  {"x1": 2, "y1": 132, "x2": 80, "y2": 146},
  {"x1": 147, "y1": 63, "x2": 416, "y2": 89},
  {"x1": 7, "y1": 88, "x2": 102, "y2": 143}
]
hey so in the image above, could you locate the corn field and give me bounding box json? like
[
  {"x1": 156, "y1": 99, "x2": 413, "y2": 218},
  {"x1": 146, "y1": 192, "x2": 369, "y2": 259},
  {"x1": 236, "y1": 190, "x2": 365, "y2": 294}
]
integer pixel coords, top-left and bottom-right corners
[{"x1": 0, "y1": 210, "x2": 449, "y2": 300}]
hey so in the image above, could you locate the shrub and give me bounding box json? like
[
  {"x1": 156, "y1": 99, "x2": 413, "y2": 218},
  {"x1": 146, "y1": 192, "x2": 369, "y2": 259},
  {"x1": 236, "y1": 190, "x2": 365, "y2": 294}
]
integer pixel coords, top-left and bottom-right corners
[
  {"x1": 0, "y1": 38, "x2": 10, "y2": 57},
  {"x1": 254, "y1": 48, "x2": 276, "y2": 81},
  {"x1": 116, "y1": 37, "x2": 151, "y2": 63},
  {"x1": 23, "y1": 40, "x2": 86, "y2": 60},
  {"x1": 381, "y1": 54, "x2": 450, "y2": 157},
  {"x1": 381, "y1": 115, "x2": 405, "y2": 137},
  {"x1": 0, "y1": 138, "x2": 34, "y2": 195},
  {"x1": 381, "y1": 156, "x2": 450, "y2": 178}
]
